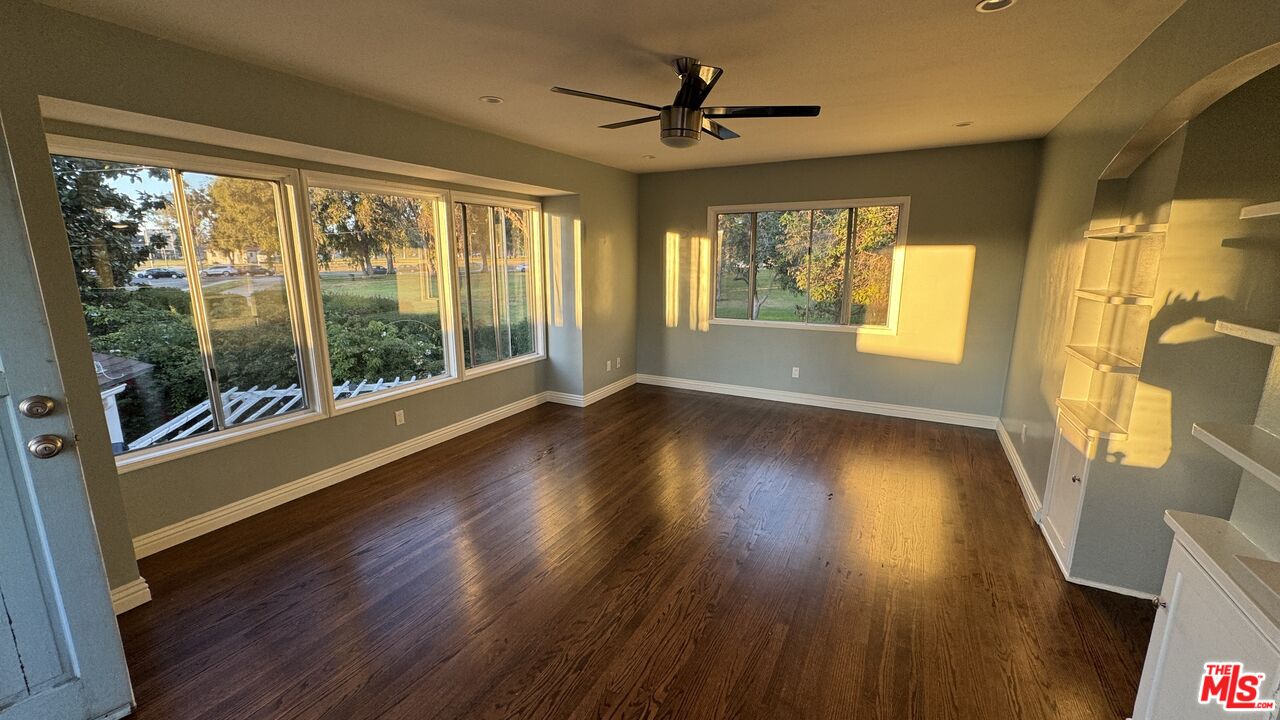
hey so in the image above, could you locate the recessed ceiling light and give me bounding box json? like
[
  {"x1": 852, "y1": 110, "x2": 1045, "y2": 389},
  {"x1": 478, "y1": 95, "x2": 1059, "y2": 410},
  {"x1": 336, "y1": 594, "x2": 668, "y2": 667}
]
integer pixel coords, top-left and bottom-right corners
[
  {"x1": 954, "y1": 121, "x2": 974, "y2": 128},
  {"x1": 975, "y1": 0, "x2": 1016, "y2": 12},
  {"x1": 478, "y1": 95, "x2": 504, "y2": 104}
]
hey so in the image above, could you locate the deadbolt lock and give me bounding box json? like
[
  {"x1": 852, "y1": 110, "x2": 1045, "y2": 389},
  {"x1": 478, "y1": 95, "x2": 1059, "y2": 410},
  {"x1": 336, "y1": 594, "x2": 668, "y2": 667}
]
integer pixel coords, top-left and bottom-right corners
[
  {"x1": 26, "y1": 434, "x2": 64, "y2": 459},
  {"x1": 19, "y1": 395, "x2": 56, "y2": 418}
]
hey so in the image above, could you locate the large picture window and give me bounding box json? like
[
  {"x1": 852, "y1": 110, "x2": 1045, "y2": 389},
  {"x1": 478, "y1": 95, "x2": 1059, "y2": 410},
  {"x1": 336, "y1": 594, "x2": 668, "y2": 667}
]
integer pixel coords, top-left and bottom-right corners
[
  {"x1": 306, "y1": 180, "x2": 453, "y2": 403},
  {"x1": 712, "y1": 199, "x2": 907, "y2": 329},
  {"x1": 452, "y1": 199, "x2": 541, "y2": 370},
  {"x1": 51, "y1": 151, "x2": 311, "y2": 456},
  {"x1": 49, "y1": 138, "x2": 546, "y2": 466}
]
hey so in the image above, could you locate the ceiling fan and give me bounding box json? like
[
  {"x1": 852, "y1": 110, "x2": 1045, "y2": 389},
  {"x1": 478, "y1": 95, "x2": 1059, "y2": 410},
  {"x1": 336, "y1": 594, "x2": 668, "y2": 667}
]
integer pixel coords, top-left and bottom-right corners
[{"x1": 551, "y1": 57, "x2": 821, "y2": 149}]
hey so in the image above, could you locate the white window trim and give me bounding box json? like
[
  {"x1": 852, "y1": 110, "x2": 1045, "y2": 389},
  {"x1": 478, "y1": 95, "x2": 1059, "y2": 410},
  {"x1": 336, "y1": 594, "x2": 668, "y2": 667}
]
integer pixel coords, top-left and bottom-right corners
[
  {"x1": 706, "y1": 196, "x2": 910, "y2": 335},
  {"x1": 46, "y1": 135, "x2": 550, "y2": 471},
  {"x1": 299, "y1": 170, "x2": 463, "y2": 416},
  {"x1": 449, "y1": 192, "x2": 548, "y2": 380}
]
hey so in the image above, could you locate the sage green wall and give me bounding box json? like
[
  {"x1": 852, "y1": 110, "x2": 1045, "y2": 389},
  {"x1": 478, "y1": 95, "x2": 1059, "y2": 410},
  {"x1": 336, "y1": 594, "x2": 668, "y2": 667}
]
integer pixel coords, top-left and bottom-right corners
[
  {"x1": 1000, "y1": 0, "x2": 1280, "y2": 500},
  {"x1": 636, "y1": 141, "x2": 1041, "y2": 417},
  {"x1": 0, "y1": 0, "x2": 637, "y2": 588}
]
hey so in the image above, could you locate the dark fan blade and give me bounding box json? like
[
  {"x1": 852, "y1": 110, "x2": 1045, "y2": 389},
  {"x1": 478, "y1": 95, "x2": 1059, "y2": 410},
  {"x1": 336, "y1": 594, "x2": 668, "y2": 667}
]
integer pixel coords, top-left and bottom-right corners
[
  {"x1": 673, "y1": 62, "x2": 723, "y2": 109},
  {"x1": 702, "y1": 105, "x2": 822, "y2": 118},
  {"x1": 701, "y1": 118, "x2": 739, "y2": 140},
  {"x1": 551, "y1": 87, "x2": 661, "y2": 111},
  {"x1": 600, "y1": 116, "x2": 660, "y2": 129}
]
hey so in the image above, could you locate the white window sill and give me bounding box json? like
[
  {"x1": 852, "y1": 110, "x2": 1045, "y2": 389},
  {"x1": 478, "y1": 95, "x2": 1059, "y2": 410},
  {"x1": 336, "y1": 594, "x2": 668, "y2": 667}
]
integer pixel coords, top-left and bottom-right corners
[
  {"x1": 709, "y1": 318, "x2": 897, "y2": 335},
  {"x1": 461, "y1": 351, "x2": 546, "y2": 380},
  {"x1": 115, "y1": 408, "x2": 326, "y2": 474}
]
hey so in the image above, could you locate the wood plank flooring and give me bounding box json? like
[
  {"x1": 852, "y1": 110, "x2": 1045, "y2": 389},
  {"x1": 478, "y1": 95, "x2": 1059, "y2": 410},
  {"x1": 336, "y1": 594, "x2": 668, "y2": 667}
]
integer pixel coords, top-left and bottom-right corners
[{"x1": 119, "y1": 385, "x2": 1153, "y2": 719}]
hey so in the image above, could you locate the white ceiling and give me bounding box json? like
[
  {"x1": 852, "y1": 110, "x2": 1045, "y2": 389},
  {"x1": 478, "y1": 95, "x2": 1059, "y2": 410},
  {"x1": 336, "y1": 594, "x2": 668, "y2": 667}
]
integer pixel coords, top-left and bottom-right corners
[{"x1": 40, "y1": 0, "x2": 1185, "y2": 173}]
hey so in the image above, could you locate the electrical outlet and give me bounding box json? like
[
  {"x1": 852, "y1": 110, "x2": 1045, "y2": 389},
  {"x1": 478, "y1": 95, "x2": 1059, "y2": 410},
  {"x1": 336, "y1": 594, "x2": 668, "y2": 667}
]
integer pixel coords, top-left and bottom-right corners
[
  {"x1": 1020, "y1": 423, "x2": 1027, "y2": 443},
  {"x1": 394, "y1": 409, "x2": 406, "y2": 426},
  {"x1": 616, "y1": 356, "x2": 621, "y2": 368},
  {"x1": 607, "y1": 360, "x2": 613, "y2": 371},
  {"x1": 791, "y1": 367, "x2": 800, "y2": 379}
]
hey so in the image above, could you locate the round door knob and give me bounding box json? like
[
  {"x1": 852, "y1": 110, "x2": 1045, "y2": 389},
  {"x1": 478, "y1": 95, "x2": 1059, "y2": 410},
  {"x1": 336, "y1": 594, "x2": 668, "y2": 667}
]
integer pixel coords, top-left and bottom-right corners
[
  {"x1": 19, "y1": 395, "x2": 56, "y2": 418},
  {"x1": 27, "y1": 434, "x2": 64, "y2": 459}
]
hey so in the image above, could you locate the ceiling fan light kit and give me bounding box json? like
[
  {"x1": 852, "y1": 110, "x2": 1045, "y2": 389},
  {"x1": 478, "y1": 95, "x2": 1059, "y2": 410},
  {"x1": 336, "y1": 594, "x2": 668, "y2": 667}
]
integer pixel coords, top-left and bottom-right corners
[{"x1": 551, "y1": 57, "x2": 820, "y2": 149}]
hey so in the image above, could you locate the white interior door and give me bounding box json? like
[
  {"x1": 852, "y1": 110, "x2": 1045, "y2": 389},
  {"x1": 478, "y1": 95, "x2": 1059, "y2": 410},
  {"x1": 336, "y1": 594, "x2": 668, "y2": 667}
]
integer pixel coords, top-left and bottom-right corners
[{"x1": 0, "y1": 113, "x2": 133, "y2": 717}]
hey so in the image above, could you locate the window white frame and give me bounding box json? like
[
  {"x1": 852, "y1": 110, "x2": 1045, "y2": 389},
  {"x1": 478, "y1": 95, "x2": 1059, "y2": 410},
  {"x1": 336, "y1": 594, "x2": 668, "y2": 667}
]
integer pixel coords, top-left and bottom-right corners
[
  {"x1": 300, "y1": 171, "x2": 462, "y2": 416},
  {"x1": 449, "y1": 192, "x2": 547, "y2": 380},
  {"x1": 47, "y1": 135, "x2": 326, "y2": 472},
  {"x1": 46, "y1": 135, "x2": 547, "y2": 472},
  {"x1": 707, "y1": 196, "x2": 910, "y2": 335}
]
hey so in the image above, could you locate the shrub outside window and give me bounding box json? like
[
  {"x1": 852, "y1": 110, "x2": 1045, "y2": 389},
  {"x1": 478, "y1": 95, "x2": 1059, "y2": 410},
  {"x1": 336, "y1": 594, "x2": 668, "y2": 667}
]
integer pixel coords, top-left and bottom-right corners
[{"x1": 306, "y1": 180, "x2": 454, "y2": 404}]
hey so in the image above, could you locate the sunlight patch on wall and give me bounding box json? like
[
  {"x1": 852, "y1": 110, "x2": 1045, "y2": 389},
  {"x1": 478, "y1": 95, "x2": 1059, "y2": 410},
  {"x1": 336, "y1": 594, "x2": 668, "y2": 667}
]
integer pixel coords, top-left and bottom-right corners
[
  {"x1": 665, "y1": 232, "x2": 680, "y2": 328},
  {"x1": 573, "y1": 219, "x2": 583, "y2": 330},
  {"x1": 1105, "y1": 380, "x2": 1172, "y2": 469},
  {"x1": 548, "y1": 214, "x2": 565, "y2": 327},
  {"x1": 856, "y1": 245, "x2": 975, "y2": 365},
  {"x1": 696, "y1": 236, "x2": 711, "y2": 332}
]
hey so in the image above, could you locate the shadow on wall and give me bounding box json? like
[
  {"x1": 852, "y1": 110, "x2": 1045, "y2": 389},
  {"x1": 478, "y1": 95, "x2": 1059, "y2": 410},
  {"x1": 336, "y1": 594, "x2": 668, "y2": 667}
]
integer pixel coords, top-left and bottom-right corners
[{"x1": 663, "y1": 231, "x2": 976, "y2": 365}]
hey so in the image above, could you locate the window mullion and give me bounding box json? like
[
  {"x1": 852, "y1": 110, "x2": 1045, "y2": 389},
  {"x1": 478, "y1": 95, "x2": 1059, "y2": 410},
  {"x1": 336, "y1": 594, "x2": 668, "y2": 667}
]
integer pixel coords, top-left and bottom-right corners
[
  {"x1": 171, "y1": 170, "x2": 228, "y2": 431},
  {"x1": 459, "y1": 205, "x2": 477, "y2": 368},
  {"x1": 840, "y1": 208, "x2": 855, "y2": 325},
  {"x1": 747, "y1": 213, "x2": 758, "y2": 320},
  {"x1": 805, "y1": 210, "x2": 815, "y2": 323},
  {"x1": 488, "y1": 208, "x2": 503, "y2": 361}
]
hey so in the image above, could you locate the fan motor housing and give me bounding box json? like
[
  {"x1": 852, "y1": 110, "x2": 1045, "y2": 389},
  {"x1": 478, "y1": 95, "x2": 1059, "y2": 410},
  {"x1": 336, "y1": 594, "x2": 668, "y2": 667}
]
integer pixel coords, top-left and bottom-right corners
[{"x1": 660, "y1": 106, "x2": 702, "y2": 148}]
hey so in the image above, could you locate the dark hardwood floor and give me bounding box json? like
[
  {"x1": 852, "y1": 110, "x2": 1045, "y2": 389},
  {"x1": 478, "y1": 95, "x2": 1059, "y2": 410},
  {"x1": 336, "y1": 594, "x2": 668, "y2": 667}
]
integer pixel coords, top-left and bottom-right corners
[{"x1": 119, "y1": 385, "x2": 1153, "y2": 719}]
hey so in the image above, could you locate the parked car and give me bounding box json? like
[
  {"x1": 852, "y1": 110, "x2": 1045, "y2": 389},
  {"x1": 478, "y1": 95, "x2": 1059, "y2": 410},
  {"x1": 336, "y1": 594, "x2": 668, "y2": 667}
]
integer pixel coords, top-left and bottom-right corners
[
  {"x1": 371, "y1": 265, "x2": 388, "y2": 275},
  {"x1": 200, "y1": 265, "x2": 238, "y2": 277},
  {"x1": 237, "y1": 264, "x2": 275, "y2": 276},
  {"x1": 138, "y1": 266, "x2": 186, "y2": 279}
]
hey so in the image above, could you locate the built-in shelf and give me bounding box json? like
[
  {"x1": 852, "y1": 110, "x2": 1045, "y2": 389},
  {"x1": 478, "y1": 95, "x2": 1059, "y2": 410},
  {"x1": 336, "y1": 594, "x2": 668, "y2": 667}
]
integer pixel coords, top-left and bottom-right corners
[
  {"x1": 1241, "y1": 201, "x2": 1280, "y2": 220},
  {"x1": 1165, "y1": 510, "x2": 1280, "y2": 640},
  {"x1": 1193, "y1": 422, "x2": 1280, "y2": 494},
  {"x1": 1056, "y1": 398, "x2": 1128, "y2": 439},
  {"x1": 1216, "y1": 320, "x2": 1280, "y2": 346},
  {"x1": 1083, "y1": 224, "x2": 1169, "y2": 240},
  {"x1": 1073, "y1": 288, "x2": 1155, "y2": 306},
  {"x1": 1064, "y1": 345, "x2": 1141, "y2": 374}
]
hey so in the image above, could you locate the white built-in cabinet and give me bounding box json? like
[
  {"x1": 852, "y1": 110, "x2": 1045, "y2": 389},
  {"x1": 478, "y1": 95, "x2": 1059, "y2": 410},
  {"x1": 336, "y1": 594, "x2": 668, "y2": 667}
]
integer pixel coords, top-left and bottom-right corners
[
  {"x1": 1132, "y1": 516, "x2": 1280, "y2": 719},
  {"x1": 1041, "y1": 420, "x2": 1091, "y2": 573}
]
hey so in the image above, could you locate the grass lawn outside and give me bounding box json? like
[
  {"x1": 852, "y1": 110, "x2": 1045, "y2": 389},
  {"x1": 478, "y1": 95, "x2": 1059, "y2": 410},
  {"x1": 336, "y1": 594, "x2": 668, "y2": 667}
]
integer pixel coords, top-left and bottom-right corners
[
  {"x1": 317, "y1": 270, "x2": 530, "y2": 319},
  {"x1": 715, "y1": 275, "x2": 807, "y2": 322}
]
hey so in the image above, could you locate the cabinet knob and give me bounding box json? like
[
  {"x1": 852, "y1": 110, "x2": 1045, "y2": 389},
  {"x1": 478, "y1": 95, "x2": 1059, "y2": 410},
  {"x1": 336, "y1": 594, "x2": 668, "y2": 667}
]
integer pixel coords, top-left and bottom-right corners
[{"x1": 1071, "y1": 475, "x2": 1082, "y2": 483}]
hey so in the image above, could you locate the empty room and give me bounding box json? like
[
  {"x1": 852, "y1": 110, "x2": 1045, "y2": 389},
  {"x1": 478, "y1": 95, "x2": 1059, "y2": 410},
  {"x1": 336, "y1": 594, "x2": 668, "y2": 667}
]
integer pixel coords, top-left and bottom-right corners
[{"x1": 2, "y1": 1, "x2": 1280, "y2": 718}]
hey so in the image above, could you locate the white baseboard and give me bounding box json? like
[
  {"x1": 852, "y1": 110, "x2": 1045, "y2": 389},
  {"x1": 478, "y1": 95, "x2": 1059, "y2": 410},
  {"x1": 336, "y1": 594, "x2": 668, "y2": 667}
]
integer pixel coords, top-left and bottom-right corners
[
  {"x1": 132, "y1": 392, "x2": 547, "y2": 559},
  {"x1": 544, "y1": 374, "x2": 637, "y2": 408},
  {"x1": 1065, "y1": 574, "x2": 1158, "y2": 601},
  {"x1": 110, "y1": 576, "x2": 151, "y2": 614},
  {"x1": 634, "y1": 374, "x2": 998, "y2": 429},
  {"x1": 996, "y1": 421, "x2": 1043, "y2": 522}
]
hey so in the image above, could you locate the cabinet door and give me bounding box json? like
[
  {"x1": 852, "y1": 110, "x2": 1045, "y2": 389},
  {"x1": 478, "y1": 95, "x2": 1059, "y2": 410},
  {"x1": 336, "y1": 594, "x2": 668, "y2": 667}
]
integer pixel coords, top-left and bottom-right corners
[
  {"x1": 1133, "y1": 543, "x2": 1280, "y2": 719},
  {"x1": 1042, "y1": 424, "x2": 1088, "y2": 569}
]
